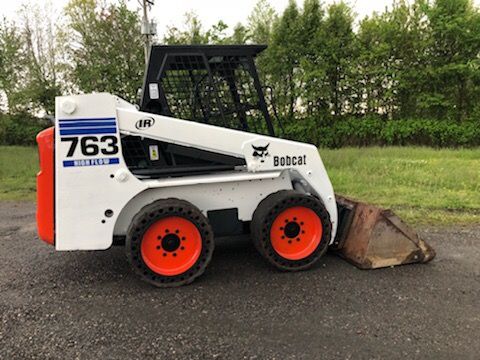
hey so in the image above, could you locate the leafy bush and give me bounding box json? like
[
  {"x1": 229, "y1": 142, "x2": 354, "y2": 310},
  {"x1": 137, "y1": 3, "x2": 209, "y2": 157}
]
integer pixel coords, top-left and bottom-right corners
[
  {"x1": 0, "y1": 112, "x2": 51, "y2": 146},
  {"x1": 284, "y1": 117, "x2": 480, "y2": 148},
  {"x1": 1, "y1": 111, "x2": 478, "y2": 148}
]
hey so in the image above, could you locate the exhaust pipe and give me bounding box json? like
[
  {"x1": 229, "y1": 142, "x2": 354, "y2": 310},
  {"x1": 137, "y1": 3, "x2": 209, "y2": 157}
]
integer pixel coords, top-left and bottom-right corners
[{"x1": 332, "y1": 195, "x2": 436, "y2": 269}]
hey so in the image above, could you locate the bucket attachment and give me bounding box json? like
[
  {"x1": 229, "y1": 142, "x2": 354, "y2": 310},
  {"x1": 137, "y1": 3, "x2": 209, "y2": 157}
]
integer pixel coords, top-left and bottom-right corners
[{"x1": 332, "y1": 196, "x2": 435, "y2": 269}]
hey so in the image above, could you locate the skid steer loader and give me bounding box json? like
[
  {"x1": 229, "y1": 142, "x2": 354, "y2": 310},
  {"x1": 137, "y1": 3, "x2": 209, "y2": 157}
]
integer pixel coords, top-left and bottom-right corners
[{"x1": 36, "y1": 45, "x2": 435, "y2": 287}]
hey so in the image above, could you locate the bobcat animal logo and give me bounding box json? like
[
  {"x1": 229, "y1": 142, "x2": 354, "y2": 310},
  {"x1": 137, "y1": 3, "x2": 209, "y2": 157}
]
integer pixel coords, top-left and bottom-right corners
[{"x1": 252, "y1": 144, "x2": 270, "y2": 163}]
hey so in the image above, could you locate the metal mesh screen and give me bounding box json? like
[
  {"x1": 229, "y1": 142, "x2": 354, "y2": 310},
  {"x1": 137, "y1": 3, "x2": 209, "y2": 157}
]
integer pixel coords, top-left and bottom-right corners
[
  {"x1": 121, "y1": 136, "x2": 151, "y2": 169},
  {"x1": 158, "y1": 54, "x2": 269, "y2": 134}
]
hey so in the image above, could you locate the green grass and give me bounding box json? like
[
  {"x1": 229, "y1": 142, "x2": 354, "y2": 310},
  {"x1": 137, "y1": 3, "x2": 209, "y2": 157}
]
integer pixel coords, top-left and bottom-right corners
[
  {"x1": 321, "y1": 147, "x2": 480, "y2": 225},
  {"x1": 0, "y1": 145, "x2": 479, "y2": 225},
  {"x1": 0, "y1": 146, "x2": 38, "y2": 201}
]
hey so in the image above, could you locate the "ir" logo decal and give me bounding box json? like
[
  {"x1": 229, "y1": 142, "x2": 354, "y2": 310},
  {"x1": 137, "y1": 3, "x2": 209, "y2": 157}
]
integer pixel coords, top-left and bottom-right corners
[{"x1": 135, "y1": 117, "x2": 155, "y2": 130}]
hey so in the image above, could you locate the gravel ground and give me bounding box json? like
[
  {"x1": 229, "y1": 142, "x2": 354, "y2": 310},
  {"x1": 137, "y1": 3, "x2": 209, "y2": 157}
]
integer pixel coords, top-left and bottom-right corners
[{"x1": 0, "y1": 201, "x2": 479, "y2": 360}]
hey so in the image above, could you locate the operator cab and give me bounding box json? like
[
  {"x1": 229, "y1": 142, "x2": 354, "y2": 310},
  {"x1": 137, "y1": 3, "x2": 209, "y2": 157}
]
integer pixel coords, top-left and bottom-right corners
[
  {"x1": 123, "y1": 45, "x2": 274, "y2": 179},
  {"x1": 140, "y1": 45, "x2": 274, "y2": 135}
]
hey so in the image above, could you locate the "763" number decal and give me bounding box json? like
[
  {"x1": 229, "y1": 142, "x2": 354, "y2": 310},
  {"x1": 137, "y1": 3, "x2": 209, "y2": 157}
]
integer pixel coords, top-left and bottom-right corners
[{"x1": 61, "y1": 136, "x2": 119, "y2": 157}]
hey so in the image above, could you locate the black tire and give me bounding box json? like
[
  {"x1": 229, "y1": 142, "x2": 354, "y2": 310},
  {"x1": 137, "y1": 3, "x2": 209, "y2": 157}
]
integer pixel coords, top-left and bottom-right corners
[
  {"x1": 126, "y1": 198, "x2": 214, "y2": 287},
  {"x1": 250, "y1": 190, "x2": 332, "y2": 271}
]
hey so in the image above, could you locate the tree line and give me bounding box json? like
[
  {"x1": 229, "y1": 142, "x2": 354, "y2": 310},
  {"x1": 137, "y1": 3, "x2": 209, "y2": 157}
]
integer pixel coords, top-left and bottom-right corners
[{"x1": 1, "y1": 0, "x2": 479, "y2": 147}]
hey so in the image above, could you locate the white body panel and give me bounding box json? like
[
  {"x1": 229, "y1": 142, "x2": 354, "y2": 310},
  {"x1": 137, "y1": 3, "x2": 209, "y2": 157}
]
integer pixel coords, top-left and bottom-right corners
[
  {"x1": 54, "y1": 93, "x2": 337, "y2": 251},
  {"x1": 114, "y1": 172, "x2": 292, "y2": 236}
]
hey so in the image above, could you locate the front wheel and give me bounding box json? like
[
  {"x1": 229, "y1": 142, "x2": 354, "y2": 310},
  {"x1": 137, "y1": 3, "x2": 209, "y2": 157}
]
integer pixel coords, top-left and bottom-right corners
[
  {"x1": 126, "y1": 198, "x2": 214, "y2": 287},
  {"x1": 250, "y1": 190, "x2": 332, "y2": 271}
]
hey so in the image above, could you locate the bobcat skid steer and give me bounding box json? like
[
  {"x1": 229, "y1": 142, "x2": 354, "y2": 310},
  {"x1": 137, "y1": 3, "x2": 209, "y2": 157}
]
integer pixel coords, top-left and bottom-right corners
[{"x1": 36, "y1": 45, "x2": 435, "y2": 287}]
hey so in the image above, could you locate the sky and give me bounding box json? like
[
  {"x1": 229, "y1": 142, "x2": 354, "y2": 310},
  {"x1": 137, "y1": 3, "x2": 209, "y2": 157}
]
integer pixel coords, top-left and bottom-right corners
[{"x1": 0, "y1": 0, "x2": 400, "y2": 36}]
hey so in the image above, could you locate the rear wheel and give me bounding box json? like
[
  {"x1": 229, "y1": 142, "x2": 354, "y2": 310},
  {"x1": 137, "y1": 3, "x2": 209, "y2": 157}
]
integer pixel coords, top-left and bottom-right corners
[
  {"x1": 126, "y1": 199, "x2": 214, "y2": 287},
  {"x1": 251, "y1": 190, "x2": 331, "y2": 271}
]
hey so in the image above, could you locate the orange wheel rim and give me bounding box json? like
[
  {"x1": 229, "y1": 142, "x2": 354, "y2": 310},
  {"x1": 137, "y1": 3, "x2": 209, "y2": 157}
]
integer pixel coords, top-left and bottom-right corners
[
  {"x1": 270, "y1": 206, "x2": 323, "y2": 260},
  {"x1": 141, "y1": 216, "x2": 202, "y2": 276}
]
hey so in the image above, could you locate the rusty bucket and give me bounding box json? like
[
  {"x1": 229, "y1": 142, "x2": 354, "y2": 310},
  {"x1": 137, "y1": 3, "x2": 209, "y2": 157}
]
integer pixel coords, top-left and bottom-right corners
[{"x1": 332, "y1": 196, "x2": 436, "y2": 269}]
